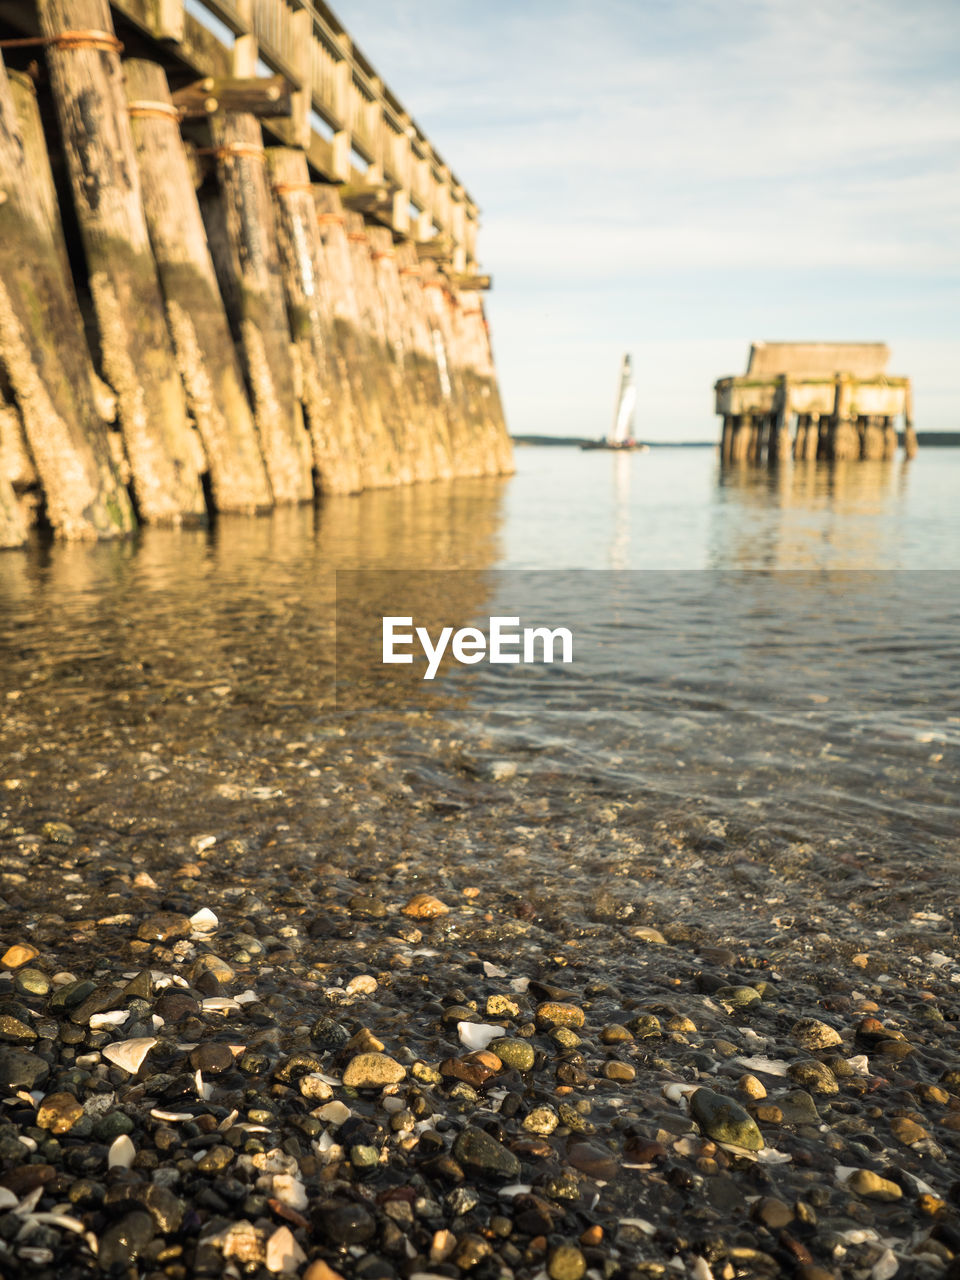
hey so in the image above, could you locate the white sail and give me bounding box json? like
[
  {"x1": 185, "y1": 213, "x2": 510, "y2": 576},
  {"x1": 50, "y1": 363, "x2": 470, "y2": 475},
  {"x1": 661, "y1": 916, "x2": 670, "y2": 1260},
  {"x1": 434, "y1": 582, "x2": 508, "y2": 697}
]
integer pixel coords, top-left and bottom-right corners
[{"x1": 610, "y1": 354, "x2": 636, "y2": 444}]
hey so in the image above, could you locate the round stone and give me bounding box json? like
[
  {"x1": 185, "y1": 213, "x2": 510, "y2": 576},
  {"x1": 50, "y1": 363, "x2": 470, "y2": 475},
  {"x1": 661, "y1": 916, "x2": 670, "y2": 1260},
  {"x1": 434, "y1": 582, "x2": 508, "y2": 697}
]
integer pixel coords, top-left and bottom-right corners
[
  {"x1": 137, "y1": 912, "x2": 191, "y2": 943},
  {"x1": 0, "y1": 1047, "x2": 49, "y2": 1088},
  {"x1": 603, "y1": 1060, "x2": 636, "y2": 1082},
  {"x1": 548, "y1": 1245, "x2": 587, "y2": 1280},
  {"x1": 788, "y1": 1059, "x2": 839, "y2": 1095},
  {"x1": 535, "y1": 1001, "x2": 585, "y2": 1028},
  {"x1": 523, "y1": 1105, "x2": 558, "y2": 1135},
  {"x1": 848, "y1": 1169, "x2": 902, "y2": 1200},
  {"x1": 490, "y1": 1037, "x2": 535, "y2": 1071},
  {"x1": 36, "y1": 1092, "x2": 83, "y2": 1134},
  {"x1": 690, "y1": 1087, "x2": 764, "y2": 1150},
  {"x1": 452, "y1": 1126, "x2": 521, "y2": 1178},
  {"x1": 190, "y1": 1042, "x2": 236, "y2": 1074},
  {"x1": 790, "y1": 1017, "x2": 843, "y2": 1050},
  {"x1": 315, "y1": 1201, "x2": 376, "y2": 1245},
  {"x1": 342, "y1": 1052, "x2": 406, "y2": 1088}
]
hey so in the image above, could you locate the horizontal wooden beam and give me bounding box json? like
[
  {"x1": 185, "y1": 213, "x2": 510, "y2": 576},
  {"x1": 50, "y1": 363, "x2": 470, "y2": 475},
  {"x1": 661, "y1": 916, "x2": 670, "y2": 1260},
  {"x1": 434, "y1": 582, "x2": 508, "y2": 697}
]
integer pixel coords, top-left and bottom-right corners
[
  {"x1": 172, "y1": 75, "x2": 293, "y2": 119},
  {"x1": 415, "y1": 235, "x2": 453, "y2": 263},
  {"x1": 447, "y1": 273, "x2": 491, "y2": 292}
]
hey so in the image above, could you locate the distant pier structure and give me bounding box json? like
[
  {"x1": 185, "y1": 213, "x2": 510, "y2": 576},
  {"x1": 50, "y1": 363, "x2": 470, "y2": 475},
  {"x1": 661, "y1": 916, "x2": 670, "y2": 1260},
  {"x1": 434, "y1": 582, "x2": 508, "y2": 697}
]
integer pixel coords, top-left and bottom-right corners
[
  {"x1": 0, "y1": 0, "x2": 511, "y2": 549},
  {"x1": 715, "y1": 343, "x2": 917, "y2": 465}
]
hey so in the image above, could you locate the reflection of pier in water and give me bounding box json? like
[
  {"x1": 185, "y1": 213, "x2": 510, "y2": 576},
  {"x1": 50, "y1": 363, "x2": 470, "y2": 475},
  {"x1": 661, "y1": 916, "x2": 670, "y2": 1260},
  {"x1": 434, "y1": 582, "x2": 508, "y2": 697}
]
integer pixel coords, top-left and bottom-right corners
[
  {"x1": 0, "y1": 474, "x2": 509, "y2": 715},
  {"x1": 709, "y1": 457, "x2": 912, "y2": 569}
]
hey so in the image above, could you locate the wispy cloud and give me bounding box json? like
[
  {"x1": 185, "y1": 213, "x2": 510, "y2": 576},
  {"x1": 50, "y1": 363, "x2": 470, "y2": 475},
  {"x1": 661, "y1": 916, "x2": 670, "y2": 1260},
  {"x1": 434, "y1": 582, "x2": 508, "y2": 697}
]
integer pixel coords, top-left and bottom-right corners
[{"x1": 344, "y1": 0, "x2": 960, "y2": 433}]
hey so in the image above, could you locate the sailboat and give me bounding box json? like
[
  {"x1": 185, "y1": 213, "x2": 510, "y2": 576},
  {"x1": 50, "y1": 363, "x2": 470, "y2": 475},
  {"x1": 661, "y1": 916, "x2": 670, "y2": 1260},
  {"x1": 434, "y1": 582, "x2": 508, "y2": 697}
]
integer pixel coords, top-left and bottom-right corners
[{"x1": 581, "y1": 354, "x2": 649, "y2": 451}]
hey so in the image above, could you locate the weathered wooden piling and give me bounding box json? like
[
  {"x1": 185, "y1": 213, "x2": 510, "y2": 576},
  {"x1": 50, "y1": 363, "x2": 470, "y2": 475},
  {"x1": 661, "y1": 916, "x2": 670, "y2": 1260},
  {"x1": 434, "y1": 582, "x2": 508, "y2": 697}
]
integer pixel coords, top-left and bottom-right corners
[
  {"x1": 903, "y1": 385, "x2": 918, "y2": 458},
  {"x1": 455, "y1": 291, "x2": 514, "y2": 481},
  {"x1": 124, "y1": 60, "x2": 272, "y2": 514},
  {"x1": 0, "y1": 54, "x2": 135, "y2": 541},
  {"x1": 860, "y1": 416, "x2": 885, "y2": 460},
  {"x1": 420, "y1": 263, "x2": 481, "y2": 475},
  {"x1": 312, "y1": 185, "x2": 387, "y2": 489},
  {"x1": 721, "y1": 416, "x2": 734, "y2": 463},
  {"x1": 199, "y1": 112, "x2": 313, "y2": 503},
  {"x1": 37, "y1": 0, "x2": 206, "y2": 523},
  {"x1": 394, "y1": 241, "x2": 454, "y2": 480},
  {"x1": 345, "y1": 211, "x2": 412, "y2": 486},
  {"x1": 831, "y1": 376, "x2": 860, "y2": 460},
  {"x1": 266, "y1": 149, "x2": 361, "y2": 494},
  {"x1": 0, "y1": 386, "x2": 28, "y2": 548},
  {"x1": 368, "y1": 226, "x2": 440, "y2": 483},
  {"x1": 772, "y1": 378, "x2": 791, "y2": 461}
]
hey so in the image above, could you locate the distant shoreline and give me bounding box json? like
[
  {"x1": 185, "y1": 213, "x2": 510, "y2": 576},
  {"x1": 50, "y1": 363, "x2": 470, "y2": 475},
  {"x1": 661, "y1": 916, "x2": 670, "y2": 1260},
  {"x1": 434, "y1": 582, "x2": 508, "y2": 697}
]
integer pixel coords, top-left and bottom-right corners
[
  {"x1": 511, "y1": 435, "x2": 715, "y2": 448},
  {"x1": 511, "y1": 432, "x2": 960, "y2": 448}
]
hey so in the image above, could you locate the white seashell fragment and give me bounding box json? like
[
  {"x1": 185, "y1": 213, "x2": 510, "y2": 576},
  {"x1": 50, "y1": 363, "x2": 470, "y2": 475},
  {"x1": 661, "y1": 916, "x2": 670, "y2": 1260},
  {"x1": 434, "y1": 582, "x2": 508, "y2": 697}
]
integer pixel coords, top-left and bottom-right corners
[
  {"x1": 482, "y1": 961, "x2": 507, "y2": 978},
  {"x1": 457, "y1": 1022, "x2": 502, "y2": 1052},
  {"x1": 24, "y1": 1212, "x2": 86, "y2": 1234},
  {"x1": 102, "y1": 1037, "x2": 157, "y2": 1074},
  {"x1": 846, "y1": 1054, "x2": 870, "y2": 1075},
  {"x1": 89, "y1": 1011, "x2": 130, "y2": 1030},
  {"x1": 149, "y1": 1109, "x2": 196, "y2": 1122},
  {"x1": 691, "y1": 1258, "x2": 715, "y2": 1280},
  {"x1": 14, "y1": 1187, "x2": 44, "y2": 1216},
  {"x1": 218, "y1": 1109, "x2": 239, "y2": 1132},
  {"x1": 265, "y1": 1225, "x2": 306, "y2": 1272},
  {"x1": 271, "y1": 1174, "x2": 308, "y2": 1212},
  {"x1": 496, "y1": 1184, "x2": 533, "y2": 1198},
  {"x1": 107, "y1": 1135, "x2": 136, "y2": 1169},
  {"x1": 732, "y1": 1056, "x2": 789, "y2": 1077},
  {"x1": 619, "y1": 1218, "x2": 656, "y2": 1235},
  {"x1": 190, "y1": 908, "x2": 218, "y2": 932},
  {"x1": 235, "y1": 990, "x2": 258, "y2": 1004},
  {"x1": 17, "y1": 1248, "x2": 54, "y2": 1265},
  {"x1": 755, "y1": 1149, "x2": 792, "y2": 1164},
  {"x1": 201, "y1": 997, "x2": 241, "y2": 1012},
  {"x1": 509, "y1": 976, "x2": 530, "y2": 993},
  {"x1": 193, "y1": 835, "x2": 217, "y2": 854}
]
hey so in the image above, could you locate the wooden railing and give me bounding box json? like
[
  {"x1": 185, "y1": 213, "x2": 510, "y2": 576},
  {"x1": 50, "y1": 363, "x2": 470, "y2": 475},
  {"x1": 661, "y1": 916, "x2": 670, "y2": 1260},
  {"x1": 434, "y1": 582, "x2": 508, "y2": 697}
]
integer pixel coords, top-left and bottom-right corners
[{"x1": 110, "y1": 0, "x2": 480, "y2": 268}]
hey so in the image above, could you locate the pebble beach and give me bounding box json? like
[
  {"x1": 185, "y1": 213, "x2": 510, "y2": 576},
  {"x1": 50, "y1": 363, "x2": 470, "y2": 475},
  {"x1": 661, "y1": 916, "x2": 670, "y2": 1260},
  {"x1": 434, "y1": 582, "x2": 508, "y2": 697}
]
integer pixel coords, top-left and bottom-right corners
[
  {"x1": 2, "y1": 692, "x2": 960, "y2": 1280},
  {"x1": 1, "y1": 473, "x2": 959, "y2": 1279}
]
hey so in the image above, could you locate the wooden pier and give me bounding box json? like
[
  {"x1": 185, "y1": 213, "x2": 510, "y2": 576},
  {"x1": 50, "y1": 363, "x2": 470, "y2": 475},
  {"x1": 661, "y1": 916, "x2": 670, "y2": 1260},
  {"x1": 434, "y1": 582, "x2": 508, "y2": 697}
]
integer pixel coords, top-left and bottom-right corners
[
  {"x1": 0, "y1": 0, "x2": 511, "y2": 547},
  {"x1": 715, "y1": 343, "x2": 917, "y2": 466}
]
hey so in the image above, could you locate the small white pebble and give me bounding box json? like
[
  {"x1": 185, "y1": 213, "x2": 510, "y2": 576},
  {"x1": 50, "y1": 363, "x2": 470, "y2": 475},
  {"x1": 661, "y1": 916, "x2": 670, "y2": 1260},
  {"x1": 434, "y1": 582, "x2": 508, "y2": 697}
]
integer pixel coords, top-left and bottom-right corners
[
  {"x1": 265, "y1": 1225, "x2": 306, "y2": 1273},
  {"x1": 107, "y1": 1135, "x2": 135, "y2": 1169}
]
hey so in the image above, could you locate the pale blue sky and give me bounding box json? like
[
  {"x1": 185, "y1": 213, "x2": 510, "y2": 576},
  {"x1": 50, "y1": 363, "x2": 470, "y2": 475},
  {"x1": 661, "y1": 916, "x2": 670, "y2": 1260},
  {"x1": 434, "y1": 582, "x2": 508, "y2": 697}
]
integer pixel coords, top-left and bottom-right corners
[{"x1": 344, "y1": 0, "x2": 959, "y2": 438}]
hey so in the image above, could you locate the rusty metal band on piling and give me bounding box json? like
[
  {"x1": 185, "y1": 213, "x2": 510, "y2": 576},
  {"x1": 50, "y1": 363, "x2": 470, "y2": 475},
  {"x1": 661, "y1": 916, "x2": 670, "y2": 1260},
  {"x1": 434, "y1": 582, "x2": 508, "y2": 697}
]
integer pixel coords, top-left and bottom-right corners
[
  {"x1": 196, "y1": 144, "x2": 265, "y2": 161},
  {"x1": 127, "y1": 100, "x2": 181, "y2": 122},
  {"x1": 0, "y1": 30, "x2": 123, "y2": 51}
]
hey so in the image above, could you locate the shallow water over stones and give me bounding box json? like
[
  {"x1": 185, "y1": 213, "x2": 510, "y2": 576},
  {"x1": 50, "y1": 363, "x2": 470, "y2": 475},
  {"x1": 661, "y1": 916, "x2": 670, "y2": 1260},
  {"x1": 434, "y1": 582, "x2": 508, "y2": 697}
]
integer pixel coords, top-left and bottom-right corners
[{"x1": 0, "y1": 490, "x2": 959, "y2": 1278}]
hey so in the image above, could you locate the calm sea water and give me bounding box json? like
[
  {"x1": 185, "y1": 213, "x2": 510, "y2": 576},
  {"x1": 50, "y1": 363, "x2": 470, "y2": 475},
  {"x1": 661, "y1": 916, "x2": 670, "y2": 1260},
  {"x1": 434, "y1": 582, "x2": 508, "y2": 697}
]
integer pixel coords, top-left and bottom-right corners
[
  {"x1": 502, "y1": 445, "x2": 960, "y2": 570},
  {"x1": 1, "y1": 445, "x2": 958, "y2": 884}
]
